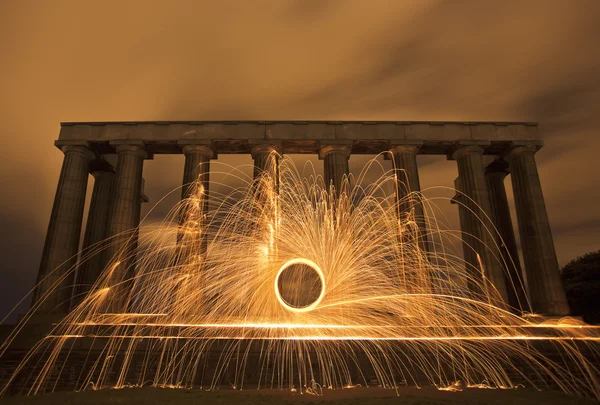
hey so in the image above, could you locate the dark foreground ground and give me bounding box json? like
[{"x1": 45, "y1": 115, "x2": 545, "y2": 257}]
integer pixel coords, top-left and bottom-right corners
[{"x1": 0, "y1": 386, "x2": 596, "y2": 405}]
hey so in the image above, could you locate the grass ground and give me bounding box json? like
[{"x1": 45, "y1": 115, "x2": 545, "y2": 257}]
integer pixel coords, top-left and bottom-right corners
[{"x1": 0, "y1": 386, "x2": 596, "y2": 405}]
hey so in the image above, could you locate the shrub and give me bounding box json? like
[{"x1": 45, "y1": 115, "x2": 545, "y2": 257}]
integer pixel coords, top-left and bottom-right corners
[{"x1": 561, "y1": 250, "x2": 600, "y2": 324}]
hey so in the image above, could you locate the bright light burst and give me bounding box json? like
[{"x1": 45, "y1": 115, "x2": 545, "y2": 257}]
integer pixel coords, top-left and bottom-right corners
[{"x1": 1, "y1": 152, "x2": 599, "y2": 397}]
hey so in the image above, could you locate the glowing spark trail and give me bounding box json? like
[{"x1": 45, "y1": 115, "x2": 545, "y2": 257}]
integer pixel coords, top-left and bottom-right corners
[{"x1": 1, "y1": 153, "x2": 599, "y2": 398}]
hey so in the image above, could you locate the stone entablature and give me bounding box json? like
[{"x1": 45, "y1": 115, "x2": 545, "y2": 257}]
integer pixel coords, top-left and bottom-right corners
[{"x1": 57, "y1": 121, "x2": 542, "y2": 155}]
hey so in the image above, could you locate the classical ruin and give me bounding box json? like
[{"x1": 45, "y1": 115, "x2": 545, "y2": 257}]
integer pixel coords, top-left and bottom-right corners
[{"x1": 33, "y1": 121, "x2": 569, "y2": 319}]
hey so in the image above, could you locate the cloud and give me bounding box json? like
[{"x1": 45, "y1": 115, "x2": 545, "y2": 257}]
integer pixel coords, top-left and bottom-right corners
[{"x1": 1, "y1": 0, "x2": 599, "y2": 321}]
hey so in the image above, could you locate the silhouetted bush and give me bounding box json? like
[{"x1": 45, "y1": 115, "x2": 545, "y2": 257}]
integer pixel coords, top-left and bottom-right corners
[{"x1": 562, "y1": 250, "x2": 600, "y2": 324}]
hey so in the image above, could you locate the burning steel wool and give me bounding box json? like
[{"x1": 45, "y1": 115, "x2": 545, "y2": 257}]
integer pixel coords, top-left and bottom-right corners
[{"x1": 1, "y1": 152, "x2": 599, "y2": 398}]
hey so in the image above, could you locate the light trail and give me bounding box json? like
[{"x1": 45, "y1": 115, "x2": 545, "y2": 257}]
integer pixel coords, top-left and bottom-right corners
[
  {"x1": 2, "y1": 153, "x2": 599, "y2": 398},
  {"x1": 274, "y1": 258, "x2": 325, "y2": 312},
  {"x1": 45, "y1": 334, "x2": 600, "y2": 342},
  {"x1": 63, "y1": 322, "x2": 600, "y2": 329}
]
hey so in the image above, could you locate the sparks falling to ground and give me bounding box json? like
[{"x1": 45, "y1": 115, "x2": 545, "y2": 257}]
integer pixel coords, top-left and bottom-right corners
[{"x1": 1, "y1": 153, "x2": 599, "y2": 398}]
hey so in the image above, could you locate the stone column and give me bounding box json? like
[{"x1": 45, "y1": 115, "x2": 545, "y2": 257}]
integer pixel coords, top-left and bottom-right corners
[
  {"x1": 131, "y1": 177, "x2": 149, "y2": 270},
  {"x1": 32, "y1": 144, "x2": 94, "y2": 315},
  {"x1": 485, "y1": 159, "x2": 530, "y2": 312},
  {"x1": 180, "y1": 143, "x2": 214, "y2": 224},
  {"x1": 73, "y1": 159, "x2": 116, "y2": 306},
  {"x1": 107, "y1": 143, "x2": 148, "y2": 240},
  {"x1": 103, "y1": 142, "x2": 148, "y2": 312},
  {"x1": 505, "y1": 144, "x2": 569, "y2": 316},
  {"x1": 250, "y1": 143, "x2": 282, "y2": 223},
  {"x1": 178, "y1": 143, "x2": 214, "y2": 260},
  {"x1": 251, "y1": 143, "x2": 281, "y2": 180},
  {"x1": 391, "y1": 144, "x2": 428, "y2": 252},
  {"x1": 450, "y1": 177, "x2": 479, "y2": 294},
  {"x1": 450, "y1": 145, "x2": 509, "y2": 303},
  {"x1": 174, "y1": 144, "x2": 214, "y2": 314},
  {"x1": 319, "y1": 143, "x2": 351, "y2": 196}
]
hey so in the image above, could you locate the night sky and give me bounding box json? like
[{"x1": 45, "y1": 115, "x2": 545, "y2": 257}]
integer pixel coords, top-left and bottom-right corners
[{"x1": 1, "y1": 1, "x2": 599, "y2": 322}]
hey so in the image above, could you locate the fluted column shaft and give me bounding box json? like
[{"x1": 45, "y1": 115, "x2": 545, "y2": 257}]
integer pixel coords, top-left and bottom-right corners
[
  {"x1": 320, "y1": 144, "x2": 351, "y2": 196},
  {"x1": 108, "y1": 145, "x2": 147, "y2": 238},
  {"x1": 451, "y1": 177, "x2": 478, "y2": 294},
  {"x1": 485, "y1": 159, "x2": 529, "y2": 312},
  {"x1": 33, "y1": 145, "x2": 94, "y2": 314},
  {"x1": 181, "y1": 145, "x2": 213, "y2": 241},
  {"x1": 181, "y1": 145, "x2": 213, "y2": 202},
  {"x1": 73, "y1": 165, "x2": 116, "y2": 305},
  {"x1": 104, "y1": 143, "x2": 148, "y2": 311},
  {"x1": 505, "y1": 145, "x2": 569, "y2": 315},
  {"x1": 392, "y1": 145, "x2": 428, "y2": 252},
  {"x1": 174, "y1": 145, "x2": 214, "y2": 315},
  {"x1": 452, "y1": 146, "x2": 509, "y2": 303}
]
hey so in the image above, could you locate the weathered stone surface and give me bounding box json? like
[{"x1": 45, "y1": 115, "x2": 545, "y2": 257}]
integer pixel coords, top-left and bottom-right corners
[
  {"x1": 36, "y1": 120, "x2": 562, "y2": 324},
  {"x1": 251, "y1": 143, "x2": 281, "y2": 179},
  {"x1": 32, "y1": 145, "x2": 95, "y2": 314},
  {"x1": 336, "y1": 122, "x2": 402, "y2": 140},
  {"x1": 485, "y1": 159, "x2": 529, "y2": 313},
  {"x1": 391, "y1": 145, "x2": 428, "y2": 252},
  {"x1": 505, "y1": 145, "x2": 570, "y2": 316},
  {"x1": 451, "y1": 177, "x2": 478, "y2": 293},
  {"x1": 450, "y1": 145, "x2": 509, "y2": 304},
  {"x1": 405, "y1": 123, "x2": 471, "y2": 141},
  {"x1": 270, "y1": 123, "x2": 336, "y2": 140},
  {"x1": 181, "y1": 144, "x2": 214, "y2": 204},
  {"x1": 59, "y1": 121, "x2": 540, "y2": 155},
  {"x1": 73, "y1": 161, "x2": 116, "y2": 307},
  {"x1": 320, "y1": 143, "x2": 351, "y2": 195},
  {"x1": 101, "y1": 142, "x2": 149, "y2": 312},
  {"x1": 177, "y1": 143, "x2": 215, "y2": 267}
]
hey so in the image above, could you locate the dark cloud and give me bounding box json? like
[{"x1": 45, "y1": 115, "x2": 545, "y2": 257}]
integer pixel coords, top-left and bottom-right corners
[{"x1": 1, "y1": 0, "x2": 599, "y2": 322}]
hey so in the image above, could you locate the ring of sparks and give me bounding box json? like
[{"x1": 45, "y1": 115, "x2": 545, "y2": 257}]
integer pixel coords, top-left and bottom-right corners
[{"x1": 274, "y1": 258, "x2": 325, "y2": 313}]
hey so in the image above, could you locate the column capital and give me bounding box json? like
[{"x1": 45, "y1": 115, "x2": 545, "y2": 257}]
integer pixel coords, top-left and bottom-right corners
[
  {"x1": 319, "y1": 142, "x2": 352, "y2": 160},
  {"x1": 62, "y1": 145, "x2": 95, "y2": 161},
  {"x1": 384, "y1": 141, "x2": 423, "y2": 160},
  {"x1": 446, "y1": 140, "x2": 490, "y2": 161},
  {"x1": 485, "y1": 158, "x2": 510, "y2": 177},
  {"x1": 177, "y1": 140, "x2": 217, "y2": 159},
  {"x1": 250, "y1": 142, "x2": 282, "y2": 159},
  {"x1": 54, "y1": 140, "x2": 95, "y2": 160},
  {"x1": 110, "y1": 140, "x2": 150, "y2": 159},
  {"x1": 448, "y1": 144, "x2": 485, "y2": 161},
  {"x1": 504, "y1": 144, "x2": 539, "y2": 160},
  {"x1": 390, "y1": 144, "x2": 420, "y2": 155},
  {"x1": 180, "y1": 144, "x2": 215, "y2": 159}
]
